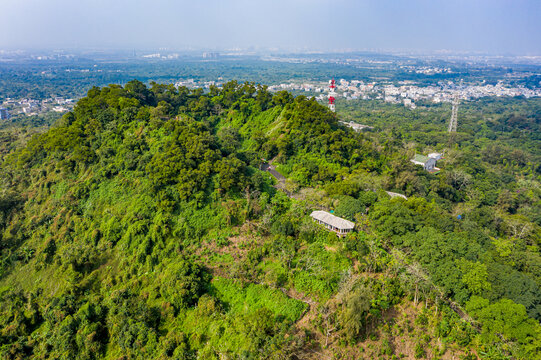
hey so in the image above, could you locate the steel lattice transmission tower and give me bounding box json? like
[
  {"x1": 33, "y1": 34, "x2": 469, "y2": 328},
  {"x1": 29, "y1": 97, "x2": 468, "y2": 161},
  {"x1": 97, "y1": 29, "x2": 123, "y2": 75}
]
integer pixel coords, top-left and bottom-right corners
[
  {"x1": 448, "y1": 96, "x2": 459, "y2": 132},
  {"x1": 328, "y1": 78, "x2": 336, "y2": 112}
]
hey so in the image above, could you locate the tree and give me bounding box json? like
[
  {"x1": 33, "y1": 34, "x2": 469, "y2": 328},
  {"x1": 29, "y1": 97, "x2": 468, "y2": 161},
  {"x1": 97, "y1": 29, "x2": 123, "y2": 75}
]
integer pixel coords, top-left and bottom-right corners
[
  {"x1": 456, "y1": 259, "x2": 491, "y2": 296},
  {"x1": 400, "y1": 262, "x2": 430, "y2": 305},
  {"x1": 217, "y1": 126, "x2": 241, "y2": 155},
  {"x1": 125, "y1": 80, "x2": 155, "y2": 106},
  {"x1": 159, "y1": 259, "x2": 208, "y2": 312},
  {"x1": 215, "y1": 156, "x2": 246, "y2": 192},
  {"x1": 466, "y1": 296, "x2": 541, "y2": 359},
  {"x1": 334, "y1": 196, "x2": 365, "y2": 221},
  {"x1": 339, "y1": 284, "x2": 373, "y2": 341}
]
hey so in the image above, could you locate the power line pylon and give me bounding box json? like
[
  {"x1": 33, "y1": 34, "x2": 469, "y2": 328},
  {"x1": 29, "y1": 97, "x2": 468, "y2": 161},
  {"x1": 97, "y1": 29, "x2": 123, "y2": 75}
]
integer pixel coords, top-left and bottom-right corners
[{"x1": 448, "y1": 96, "x2": 458, "y2": 133}]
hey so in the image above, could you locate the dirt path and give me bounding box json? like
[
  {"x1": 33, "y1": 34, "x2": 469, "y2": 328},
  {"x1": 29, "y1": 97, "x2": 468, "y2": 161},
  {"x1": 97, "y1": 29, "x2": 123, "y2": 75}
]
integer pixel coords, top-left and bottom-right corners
[
  {"x1": 280, "y1": 287, "x2": 319, "y2": 333},
  {"x1": 281, "y1": 288, "x2": 341, "y2": 360}
]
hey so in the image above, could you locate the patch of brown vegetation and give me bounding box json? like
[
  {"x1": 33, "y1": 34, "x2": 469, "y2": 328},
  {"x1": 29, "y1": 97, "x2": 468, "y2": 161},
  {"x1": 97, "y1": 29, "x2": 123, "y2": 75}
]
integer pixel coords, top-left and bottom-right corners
[
  {"x1": 289, "y1": 273, "x2": 472, "y2": 360},
  {"x1": 193, "y1": 222, "x2": 265, "y2": 277},
  {"x1": 324, "y1": 245, "x2": 337, "y2": 252}
]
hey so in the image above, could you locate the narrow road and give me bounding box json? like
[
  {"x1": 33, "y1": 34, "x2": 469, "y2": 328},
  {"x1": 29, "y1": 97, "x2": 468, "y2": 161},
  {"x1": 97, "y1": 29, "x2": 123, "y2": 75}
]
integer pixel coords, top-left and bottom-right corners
[
  {"x1": 261, "y1": 163, "x2": 291, "y2": 196},
  {"x1": 261, "y1": 163, "x2": 286, "y2": 182}
]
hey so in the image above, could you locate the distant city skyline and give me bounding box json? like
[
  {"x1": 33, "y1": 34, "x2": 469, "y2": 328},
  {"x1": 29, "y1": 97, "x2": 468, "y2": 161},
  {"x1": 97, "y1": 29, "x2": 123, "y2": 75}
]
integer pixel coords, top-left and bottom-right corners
[{"x1": 1, "y1": 0, "x2": 540, "y2": 55}]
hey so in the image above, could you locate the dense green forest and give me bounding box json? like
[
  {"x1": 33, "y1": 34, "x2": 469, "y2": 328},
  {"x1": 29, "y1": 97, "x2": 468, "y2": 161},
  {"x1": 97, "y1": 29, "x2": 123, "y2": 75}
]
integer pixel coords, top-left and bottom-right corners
[
  {"x1": 1, "y1": 56, "x2": 534, "y2": 101},
  {"x1": 0, "y1": 59, "x2": 368, "y2": 100},
  {"x1": 0, "y1": 81, "x2": 539, "y2": 359}
]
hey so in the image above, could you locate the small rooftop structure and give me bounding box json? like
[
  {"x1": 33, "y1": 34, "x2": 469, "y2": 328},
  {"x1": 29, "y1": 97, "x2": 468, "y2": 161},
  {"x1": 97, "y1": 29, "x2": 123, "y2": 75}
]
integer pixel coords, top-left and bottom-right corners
[
  {"x1": 386, "y1": 191, "x2": 407, "y2": 200},
  {"x1": 411, "y1": 153, "x2": 440, "y2": 172},
  {"x1": 411, "y1": 154, "x2": 429, "y2": 165},
  {"x1": 310, "y1": 210, "x2": 355, "y2": 237},
  {"x1": 340, "y1": 121, "x2": 373, "y2": 132}
]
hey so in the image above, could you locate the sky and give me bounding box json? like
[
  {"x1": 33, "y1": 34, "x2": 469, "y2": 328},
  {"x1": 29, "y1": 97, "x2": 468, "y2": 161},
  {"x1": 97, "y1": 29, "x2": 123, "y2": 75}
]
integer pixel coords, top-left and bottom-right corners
[{"x1": 1, "y1": 0, "x2": 540, "y2": 55}]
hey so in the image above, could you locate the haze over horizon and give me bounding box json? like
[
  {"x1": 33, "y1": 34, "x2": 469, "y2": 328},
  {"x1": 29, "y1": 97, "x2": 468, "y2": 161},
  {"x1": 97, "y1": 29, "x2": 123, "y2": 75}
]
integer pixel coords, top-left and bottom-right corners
[{"x1": 1, "y1": 0, "x2": 540, "y2": 55}]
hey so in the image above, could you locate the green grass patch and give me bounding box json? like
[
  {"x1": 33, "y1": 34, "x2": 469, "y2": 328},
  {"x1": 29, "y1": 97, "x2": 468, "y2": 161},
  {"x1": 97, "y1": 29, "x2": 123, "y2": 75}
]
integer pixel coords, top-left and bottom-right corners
[
  {"x1": 292, "y1": 242, "x2": 352, "y2": 300},
  {"x1": 206, "y1": 252, "x2": 235, "y2": 268},
  {"x1": 257, "y1": 259, "x2": 288, "y2": 287},
  {"x1": 212, "y1": 277, "x2": 306, "y2": 323}
]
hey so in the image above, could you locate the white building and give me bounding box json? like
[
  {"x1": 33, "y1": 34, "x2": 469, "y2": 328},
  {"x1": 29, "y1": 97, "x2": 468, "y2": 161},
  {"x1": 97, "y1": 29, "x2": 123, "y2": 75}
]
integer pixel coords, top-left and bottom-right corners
[{"x1": 310, "y1": 211, "x2": 355, "y2": 237}]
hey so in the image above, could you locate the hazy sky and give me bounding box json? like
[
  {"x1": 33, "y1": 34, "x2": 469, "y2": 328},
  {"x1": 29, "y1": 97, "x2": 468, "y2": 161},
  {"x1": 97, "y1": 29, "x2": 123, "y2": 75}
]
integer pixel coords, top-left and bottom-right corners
[{"x1": 1, "y1": 0, "x2": 540, "y2": 54}]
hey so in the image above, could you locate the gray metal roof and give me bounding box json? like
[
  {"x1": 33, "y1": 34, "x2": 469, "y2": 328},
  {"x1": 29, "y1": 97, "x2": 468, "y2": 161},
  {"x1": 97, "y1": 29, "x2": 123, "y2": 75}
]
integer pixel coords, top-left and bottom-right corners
[
  {"x1": 310, "y1": 211, "x2": 355, "y2": 230},
  {"x1": 412, "y1": 154, "x2": 430, "y2": 164},
  {"x1": 386, "y1": 191, "x2": 407, "y2": 200}
]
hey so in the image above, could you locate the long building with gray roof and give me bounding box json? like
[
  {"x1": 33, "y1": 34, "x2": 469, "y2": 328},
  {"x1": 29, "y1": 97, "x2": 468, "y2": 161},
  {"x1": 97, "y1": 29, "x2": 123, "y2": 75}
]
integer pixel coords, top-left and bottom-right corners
[{"x1": 310, "y1": 210, "x2": 355, "y2": 237}]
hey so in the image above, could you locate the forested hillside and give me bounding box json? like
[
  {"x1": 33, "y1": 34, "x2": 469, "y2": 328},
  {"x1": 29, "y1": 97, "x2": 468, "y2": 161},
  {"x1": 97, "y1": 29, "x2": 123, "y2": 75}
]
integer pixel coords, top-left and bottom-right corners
[{"x1": 0, "y1": 81, "x2": 539, "y2": 359}]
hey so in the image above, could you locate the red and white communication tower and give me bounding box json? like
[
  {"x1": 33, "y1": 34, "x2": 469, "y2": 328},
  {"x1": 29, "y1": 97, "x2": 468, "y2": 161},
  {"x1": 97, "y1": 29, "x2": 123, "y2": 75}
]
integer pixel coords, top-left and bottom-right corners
[{"x1": 328, "y1": 78, "x2": 336, "y2": 112}]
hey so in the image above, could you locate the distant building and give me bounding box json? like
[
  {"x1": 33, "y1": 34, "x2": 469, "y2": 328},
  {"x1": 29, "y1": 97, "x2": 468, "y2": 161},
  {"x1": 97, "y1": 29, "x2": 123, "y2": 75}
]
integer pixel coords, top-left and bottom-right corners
[
  {"x1": 0, "y1": 108, "x2": 9, "y2": 120},
  {"x1": 202, "y1": 52, "x2": 220, "y2": 59},
  {"x1": 384, "y1": 95, "x2": 401, "y2": 104},
  {"x1": 403, "y1": 98, "x2": 417, "y2": 109},
  {"x1": 22, "y1": 104, "x2": 39, "y2": 115},
  {"x1": 340, "y1": 121, "x2": 373, "y2": 132},
  {"x1": 310, "y1": 210, "x2": 355, "y2": 237},
  {"x1": 411, "y1": 153, "x2": 441, "y2": 172},
  {"x1": 52, "y1": 106, "x2": 68, "y2": 112}
]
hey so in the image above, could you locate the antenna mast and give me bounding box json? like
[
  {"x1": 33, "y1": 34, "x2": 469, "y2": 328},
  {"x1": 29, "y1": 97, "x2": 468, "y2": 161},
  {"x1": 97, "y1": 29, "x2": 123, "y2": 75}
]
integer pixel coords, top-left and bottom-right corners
[{"x1": 328, "y1": 78, "x2": 336, "y2": 112}]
